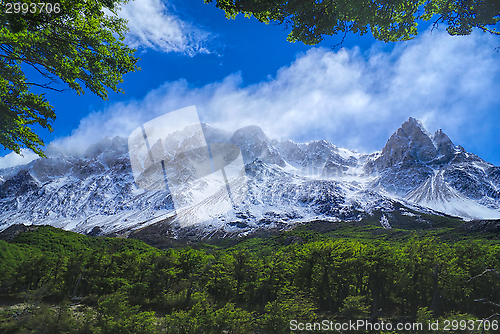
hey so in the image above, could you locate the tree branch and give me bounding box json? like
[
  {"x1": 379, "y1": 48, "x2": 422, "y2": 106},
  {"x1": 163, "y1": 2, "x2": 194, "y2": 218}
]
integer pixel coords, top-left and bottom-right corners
[
  {"x1": 25, "y1": 82, "x2": 69, "y2": 93},
  {"x1": 466, "y1": 269, "x2": 500, "y2": 283},
  {"x1": 431, "y1": 15, "x2": 444, "y2": 33},
  {"x1": 474, "y1": 298, "x2": 500, "y2": 309}
]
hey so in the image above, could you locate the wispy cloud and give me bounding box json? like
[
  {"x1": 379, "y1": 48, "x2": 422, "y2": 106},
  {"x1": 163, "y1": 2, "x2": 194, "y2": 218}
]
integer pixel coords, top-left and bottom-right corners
[
  {"x1": 52, "y1": 29, "x2": 500, "y2": 159},
  {"x1": 117, "y1": 0, "x2": 213, "y2": 55}
]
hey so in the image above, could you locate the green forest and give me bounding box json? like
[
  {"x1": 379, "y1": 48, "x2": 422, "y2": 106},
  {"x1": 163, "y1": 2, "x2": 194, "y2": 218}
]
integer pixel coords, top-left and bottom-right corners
[{"x1": 1, "y1": 223, "x2": 500, "y2": 333}]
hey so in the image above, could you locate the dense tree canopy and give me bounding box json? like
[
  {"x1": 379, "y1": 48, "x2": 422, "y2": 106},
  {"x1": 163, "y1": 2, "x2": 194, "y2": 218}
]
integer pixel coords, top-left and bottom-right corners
[
  {"x1": 206, "y1": 0, "x2": 500, "y2": 45},
  {"x1": 1, "y1": 225, "x2": 500, "y2": 332},
  {"x1": 0, "y1": 0, "x2": 139, "y2": 156}
]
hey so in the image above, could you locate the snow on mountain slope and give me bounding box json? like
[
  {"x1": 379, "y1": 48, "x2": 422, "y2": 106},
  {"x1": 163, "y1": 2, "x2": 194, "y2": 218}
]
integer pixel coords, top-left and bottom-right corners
[{"x1": 407, "y1": 170, "x2": 500, "y2": 220}]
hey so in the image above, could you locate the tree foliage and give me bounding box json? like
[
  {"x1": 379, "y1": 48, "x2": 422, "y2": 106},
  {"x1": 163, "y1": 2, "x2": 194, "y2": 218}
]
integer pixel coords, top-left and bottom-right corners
[
  {"x1": 205, "y1": 0, "x2": 500, "y2": 45},
  {"x1": 0, "y1": 0, "x2": 139, "y2": 156}
]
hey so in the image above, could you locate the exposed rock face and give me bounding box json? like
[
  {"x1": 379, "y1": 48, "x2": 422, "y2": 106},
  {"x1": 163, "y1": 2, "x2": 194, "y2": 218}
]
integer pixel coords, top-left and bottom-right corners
[
  {"x1": 458, "y1": 219, "x2": 500, "y2": 233},
  {"x1": 377, "y1": 117, "x2": 448, "y2": 168},
  {"x1": 488, "y1": 167, "x2": 500, "y2": 187},
  {"x1": 0, "y1": 224, "x2": 40, "y2": 242},
  {"x1": 0, "y1": 169, "x2": 41, "y2": 198},
  {"x1": 370, "y1": 118, "x2": 444, "y2": 194},
  {"x1": 230, "y1": 125, "x2": 286, "y2": 166},
  {"x1": 433, "y1": 129, "x2": 455, "y2": 163}
]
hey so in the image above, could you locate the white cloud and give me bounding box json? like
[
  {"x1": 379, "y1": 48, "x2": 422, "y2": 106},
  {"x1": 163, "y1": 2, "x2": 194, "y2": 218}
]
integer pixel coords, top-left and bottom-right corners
[
  {"x1": 117, "y1": 0, "x2": 213, "y2": 55},
  {"x1": 0, "y1": 149, "x2": 39, "y2": 169},
  {"x1": 53, "y1": 29, "x2": 500, "y2": 159}
]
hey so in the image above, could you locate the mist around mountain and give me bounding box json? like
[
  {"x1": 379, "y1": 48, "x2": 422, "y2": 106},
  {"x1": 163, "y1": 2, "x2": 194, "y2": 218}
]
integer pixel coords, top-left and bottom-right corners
[{"x1": 0, "y1": 118, "x2": 499, "y2": 238}]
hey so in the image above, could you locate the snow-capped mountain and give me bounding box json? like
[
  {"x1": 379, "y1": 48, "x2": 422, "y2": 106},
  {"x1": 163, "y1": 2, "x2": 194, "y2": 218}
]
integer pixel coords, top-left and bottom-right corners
[{"x1": 0, "y1": 118, "x2": 499, "y2": 238}]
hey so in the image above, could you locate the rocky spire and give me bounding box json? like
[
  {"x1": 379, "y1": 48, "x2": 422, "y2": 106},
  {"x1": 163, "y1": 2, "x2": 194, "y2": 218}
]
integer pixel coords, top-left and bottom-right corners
[
  {"x1": 433, "y1": 129, "x2": 455, "y2": 162},
  {"x1": 230, "y1": 125, "x2": 286, "y2": 166},
  {"x1": 378, "y1": 117, "x2": 439, "y2": 168}
]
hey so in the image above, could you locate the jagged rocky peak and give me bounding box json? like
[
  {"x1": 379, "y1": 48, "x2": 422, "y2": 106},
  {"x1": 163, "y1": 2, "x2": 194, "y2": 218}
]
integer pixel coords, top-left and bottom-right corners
[
  {"x1": 230, "y1": 125, "x2": 286, "y2": 166},
  {"x1": 306, "y1": 139, "x2": 338, "y2": 155},
  {"x1": 231, "y1": 125, "x2": 268, "y2": 142},
  {"x1": 303, "y1": 140, "x2": 344, "y2": 167},
  {"x1": 0, "y1": 169, "x2": 40, "y2": 198},
  {"x1": 201, "y1": 123, "x2": 232, "y2": 144},
  {"x1": 432, "y1": 129, "x2": 455, "y2": 161},
  {"x1": 84, "y1": 136, "x2": 128, "y2": 159},
  {"x1": 377, "y1": 117, "x2": 456, "y2": 168},
  {"x1": 44, "y1": 143, "x2": 68, "y2": 158},
  {"x1": 277, "y1": 139, "x2": 304, "y2": 161}
]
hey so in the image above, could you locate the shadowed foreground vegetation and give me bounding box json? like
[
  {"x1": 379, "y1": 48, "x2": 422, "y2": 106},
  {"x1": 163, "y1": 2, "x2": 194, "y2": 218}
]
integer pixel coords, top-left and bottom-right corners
[{"x1": 1, "y1": 224, "x2": 500, "y2": 333}]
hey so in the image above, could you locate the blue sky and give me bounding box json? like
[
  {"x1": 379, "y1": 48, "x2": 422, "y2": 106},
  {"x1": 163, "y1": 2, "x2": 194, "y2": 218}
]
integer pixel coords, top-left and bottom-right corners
[{"x1": 1, "y1": 0, "x2": 499, "y2": 167}]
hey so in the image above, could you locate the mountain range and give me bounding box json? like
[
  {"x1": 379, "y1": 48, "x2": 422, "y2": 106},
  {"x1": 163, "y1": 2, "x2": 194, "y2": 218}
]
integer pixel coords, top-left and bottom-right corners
[{"x1": 1, "y1": 117, "x2": 499, "y2": 239}]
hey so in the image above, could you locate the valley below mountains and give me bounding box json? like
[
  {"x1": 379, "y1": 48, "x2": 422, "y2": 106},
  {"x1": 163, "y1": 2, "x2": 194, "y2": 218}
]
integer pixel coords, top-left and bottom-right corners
[{"x1": 1, "y1": 117, "x2": 499, "y2": 240}]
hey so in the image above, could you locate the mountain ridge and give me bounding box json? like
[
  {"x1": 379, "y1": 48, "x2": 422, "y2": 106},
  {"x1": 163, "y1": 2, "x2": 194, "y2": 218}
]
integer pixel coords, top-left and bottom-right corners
[{"x1": 0, "y1": 118, "x2": 499, "y2": 237}]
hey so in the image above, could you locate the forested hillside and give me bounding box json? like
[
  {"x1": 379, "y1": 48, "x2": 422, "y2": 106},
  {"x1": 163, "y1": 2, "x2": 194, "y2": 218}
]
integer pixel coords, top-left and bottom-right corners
[{"x1": 1, "y1": 224, "x2": 500, "y2": 333}]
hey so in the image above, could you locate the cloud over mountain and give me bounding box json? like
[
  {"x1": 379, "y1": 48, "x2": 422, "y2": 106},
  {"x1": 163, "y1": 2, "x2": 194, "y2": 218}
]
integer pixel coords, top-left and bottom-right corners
[{"x1": 35, "y1": 29, "x2": 500, "y2": 164}]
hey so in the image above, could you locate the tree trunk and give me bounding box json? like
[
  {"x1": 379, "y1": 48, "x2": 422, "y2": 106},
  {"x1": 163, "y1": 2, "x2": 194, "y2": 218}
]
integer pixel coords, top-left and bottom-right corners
[{"x1": 430, "y1": 264, "x2": 441, "y2": 317}]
